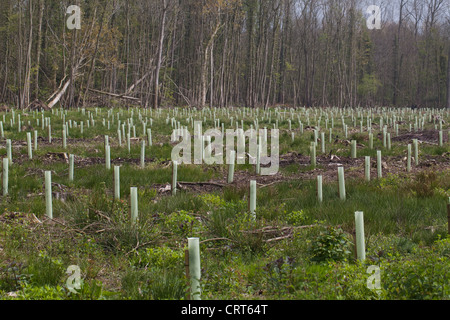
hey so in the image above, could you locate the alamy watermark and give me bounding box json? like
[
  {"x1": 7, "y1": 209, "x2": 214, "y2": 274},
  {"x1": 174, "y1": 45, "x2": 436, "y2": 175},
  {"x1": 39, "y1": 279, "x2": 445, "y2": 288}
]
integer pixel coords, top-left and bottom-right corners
[
  {"x1": 366, "y1": 5, "x2": 381, "y2": 30},
  {"x1": 66, "y1": 4, "x2": 382, "y2": 31},
  {"x1": 66, "y1": 265, "x2": 82, "y2": 293},
  {"x1": 367, "y1": 265, "x2": 382, "y2": 293},
  {"x1": 170, "y1": 121, "x2": 280, "y2": 176},
  {"x1": 66, "y1": 5, "x2": 81, "y2": 30}
]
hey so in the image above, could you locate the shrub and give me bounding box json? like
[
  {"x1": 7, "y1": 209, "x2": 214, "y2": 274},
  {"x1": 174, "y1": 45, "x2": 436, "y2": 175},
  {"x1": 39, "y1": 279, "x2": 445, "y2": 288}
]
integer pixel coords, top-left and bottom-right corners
[
  {"x1": 309, "y1": 226, "x2": 353, "y2": 263},
  {"x1": 130, "y1": 246, "x2": 184, "y2": 270},
  {"x1": 285, "y1": 210, "x2": 307, "y2": 226}
]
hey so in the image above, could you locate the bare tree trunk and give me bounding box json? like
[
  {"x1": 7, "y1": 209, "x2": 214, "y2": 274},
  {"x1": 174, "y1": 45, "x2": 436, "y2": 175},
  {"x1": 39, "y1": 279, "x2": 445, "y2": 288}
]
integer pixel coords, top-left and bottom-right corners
[
  {"x1": 82, "y1": 6, "x2": 103, "y2": 108},
  {"x1": 34, "y1": 0, "x2": 44, "y2": 100},
  {"x1": 153, "y1": 0, "x2": 168, "y2": 109},
  {"x1": 200, "y1": 21, "x2": 221, "y2": 108},
  {"x1": 22, "y1": 0, "x2": 33, "y2": 109},
  {"x1": 447, "y1": 45, "x2": 450, "y2": 109}
]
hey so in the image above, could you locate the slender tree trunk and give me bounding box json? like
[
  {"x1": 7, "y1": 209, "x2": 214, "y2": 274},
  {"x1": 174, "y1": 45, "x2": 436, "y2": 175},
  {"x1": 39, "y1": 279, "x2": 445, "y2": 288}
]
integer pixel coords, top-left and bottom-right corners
[
  {"x1": 153, "y1": 0, "x2": 168, "y2": 109},
  {"x1": 447, "y1": 45, "x2": 450, "y2": 109},
  {"x1": 22, "y1": 0, "x2": 33, "y2": 109},
  {"x1": 200, "y1": 21, "x2": 220, "y2": 108},
  {"x1": 34, "y1": 0, "x2": 44, "y2": 100}
]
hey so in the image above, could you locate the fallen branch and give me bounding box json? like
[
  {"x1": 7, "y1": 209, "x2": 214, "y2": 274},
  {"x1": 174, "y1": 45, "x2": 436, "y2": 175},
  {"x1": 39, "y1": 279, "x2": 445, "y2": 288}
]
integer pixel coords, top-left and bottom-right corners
[
  {"x1": 88, "y1": 88, "x2": 141, "y2": 102},
  {"x1": 178, "y1": 181, "x2": 227, "y2": 188}
]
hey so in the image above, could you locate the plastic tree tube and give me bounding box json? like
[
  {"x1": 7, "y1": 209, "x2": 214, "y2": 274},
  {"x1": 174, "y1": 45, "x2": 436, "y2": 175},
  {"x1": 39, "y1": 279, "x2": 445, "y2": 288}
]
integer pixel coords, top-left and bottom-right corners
[
  {"x1": 6, "y1": 139, "x2": 12, "y2": 164},
  {"x1": 407, "y1": 144, "x2": 412, "y2": 173},
  {"x1": 413, "y1": 139, "x2": 419, "y2": 166},
  {"x1": 172, "y1": 161, "x2": 178, "y2": 196},
  {"x1": 338, "y1": 167, "x2": 346, "y2": 201},
  {"x1": 105, "y1": 145, "x2": 111, "y2": 170},
  {"x1": 140, "y1": 140, "x2": 146, "y2": 169},
  {"x1": 321, "y1": 132, "x2": 325, "y2": 153},
  {"x1": 114, "y1": 166, "x2": 120, "y2": 200},
  {"x1": 130, "y1": 187, "x2": 138, "y2": 224},
  {"x1": 27, "y1": 132, "x2": 32, "y2": 160},
  {"x1": 228, "y1": 150, "x2": 235, "y2": 184},
  {"x1": 351, "y1": 140, "x2": 357, "y2": 159},
  {"x1": 310, "y1": 142, "x2": 316, "y2": 168},
  {"x1": 365, "y1": 156, "x2": 371, "y2": 182},
  {"x1": 317, "y1": 175, "x2": 323, "y2": 203},
  {"x1": 34, "y1": 130, "x2": 38, "y2": 151},
  {"x1": 69, "y1": 154, "x2": 74, "y2": 181},
  {"x1": 188, "y1": 238, "x2": 201, "y2": 300},
  {"x1": 62, "y1": 128, "x2": 67, "y2": 149},
  {"x1": 45, "y1": 171, "x2": 53, "y2": 219},
  {"x1": 147, "y1": 129, "x2": 152, "y2": 146},
  {"x1": 117, "y1": 129, "x2": 122, "y2": 147},
  {"x1": 355, "y1": 211, "x2": 366, "y2": 262},
  {"x1": 256, "y1": 143, "x2": 261, "y2": 175},
  {"x1": 377, "y1": 150, "x2": 382, "y2": 179},
  {"x1": 249, "y1": 180, "x2": 257, "y2": 218},
  {"x1": 3, "y1": 158, "x2": 8, "y2": 196}
]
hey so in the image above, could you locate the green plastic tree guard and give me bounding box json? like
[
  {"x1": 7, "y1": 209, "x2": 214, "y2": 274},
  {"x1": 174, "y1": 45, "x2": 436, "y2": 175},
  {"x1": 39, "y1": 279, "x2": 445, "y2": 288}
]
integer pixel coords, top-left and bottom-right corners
[
  {"x1": 355, "y1": 211, "x2": 366, "y2": 262},
  {"x1": 407, "y1": 144, "x2": 412, "y2": 173},
  {"x1": 228, "y1": 150, "x2": 235, "y2": 184},
  {"x1": 413, "y1": 139, "x2": 419, "y2": 166},
  {"x1": 2, "y1": 158, "x2": 8, "y2": 196},
  {"x1": 62, "y1": 128, "x2": 67, "y2": 149},
  {"x1": 6, "y1": 139, "x2": 12, "y2": 164},
  {"x1": 140, "y1": 140, "x2": 146, "y2": 169},
  {"x1": 249, "y1": 180, "x2": 257, "y2": 218},
  {"x1": 351, "y1": 140, "x2": 357, "y2": 159},
  {"x1": 317, "y1": 175, "x2": 323, "y2": 203},
  {"x1": 105, "y1": 145, "x2": 111, "y2": 170},
  {"x1": 365, "y1": 156, "x2": 371, "y2": 182},
  {"x1": 188, "y1": 238, "x2": 201, "y2": 300},
  {"x1": 310, "y1": 142, "x2": 316, "y2": 168},
  {"x1": 27, "y1": 132, "x2": 32, "y2": 160},
  {"x1": 34, "y1": 130, "x2": 38, "y2": 151},
  {"x1": 130, "y1": 187, "x2": 138, "y2": 224},
  {"x1": 377, "y1": 150, "x2": 382, "y2": 179},
  {"x1": 147, "y1": 129, "x2": 152, "y2": 146},
  {"x1": 114, "y1": 166, "x2": 120, "y2": 200},
  {"x1": 172, "y1": 161, "x2": 178, "y2": 196},
  {"x1": 127, "y1": 133, "x2": 131, "y2": 153},
  {"x1": 45, "y1": 171, "x2": 53, "y2": 219},
  {"x1": 338, "y1": 166, "x2": 346, "y2": 201},
  {"x1": 69, "y1": 154, "x2": 74, "y2": 181}
]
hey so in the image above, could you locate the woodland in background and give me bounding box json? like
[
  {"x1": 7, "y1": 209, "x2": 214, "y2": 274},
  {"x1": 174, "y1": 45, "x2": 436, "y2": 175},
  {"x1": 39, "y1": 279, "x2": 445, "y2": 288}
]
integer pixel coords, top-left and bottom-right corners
[{"x1": 0, "y1": 0, "x2": 449, "y2": 110}]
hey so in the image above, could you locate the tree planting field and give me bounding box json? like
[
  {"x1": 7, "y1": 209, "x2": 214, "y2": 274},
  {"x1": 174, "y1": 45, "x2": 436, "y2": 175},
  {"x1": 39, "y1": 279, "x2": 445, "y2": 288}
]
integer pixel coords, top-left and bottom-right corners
[{"x1": 0, "y1": 105, "x2": 449, "y2": 300}]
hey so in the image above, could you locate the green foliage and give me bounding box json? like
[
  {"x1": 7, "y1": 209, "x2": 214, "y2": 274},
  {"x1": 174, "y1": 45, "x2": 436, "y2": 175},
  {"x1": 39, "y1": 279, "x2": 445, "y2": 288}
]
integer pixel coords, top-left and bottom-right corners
[
  {"x1": 285, "y1": 210, "x2": 306, "y2": 226},
  {"x1": 309, "y1": 226, "x2": 353, "y2": 263},
  {"x1": 130, "y1": 246, "x2": 184, "y2": 270},
  {"x1": 163, "y1": 210, "x2": 203, "y2": 237}
]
